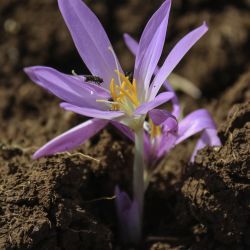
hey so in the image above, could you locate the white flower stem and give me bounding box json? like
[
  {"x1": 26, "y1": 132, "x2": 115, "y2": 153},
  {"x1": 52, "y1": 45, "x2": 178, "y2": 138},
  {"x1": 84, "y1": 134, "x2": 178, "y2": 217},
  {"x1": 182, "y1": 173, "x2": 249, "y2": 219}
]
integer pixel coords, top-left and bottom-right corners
[{"x1": 133, "y1": 128, "x2": 145, "y2": 242}]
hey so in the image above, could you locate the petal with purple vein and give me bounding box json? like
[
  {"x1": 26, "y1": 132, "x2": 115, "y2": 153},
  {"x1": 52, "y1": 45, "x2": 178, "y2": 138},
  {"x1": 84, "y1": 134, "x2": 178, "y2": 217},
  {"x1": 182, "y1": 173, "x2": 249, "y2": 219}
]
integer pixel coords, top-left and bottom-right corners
[
  {"x1": 123, "y1": 34, "x2": 180, "y2": 118},
  {"x1": 60, "y1": 102, "x2": 124, "y2": 120},
  {"x1": 58, "y1": 0, "x2": 122, "y2": 87},
  {"x1": 176, "y1": 109, "x2": 216, "y2": 144},
  {"x1": 134, "y1": 0, "x2": 171, "y2": 100},
  {"x1": 149, "y1": 22, "x2": 208, "y2": 100},
  {"x1": 24, "y1": 66, "x2": 109, "y2": 110},
  {"x1": 134, "y1": 92, "x2": 174, "y2": 115},
  {"x1": 33, "y1": 118, "x2": 108, "y2": 159}
]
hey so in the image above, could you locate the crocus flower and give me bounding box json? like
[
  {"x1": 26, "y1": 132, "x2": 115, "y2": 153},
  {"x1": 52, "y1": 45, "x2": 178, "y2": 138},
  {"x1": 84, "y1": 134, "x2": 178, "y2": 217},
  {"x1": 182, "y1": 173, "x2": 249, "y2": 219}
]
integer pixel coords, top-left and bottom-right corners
[
  {"x1": 24, "y1": 0, "x2": 212, "y2": 244},
  {"x1": 24, "y1": 0, "x2": 207, "y2": 160}
]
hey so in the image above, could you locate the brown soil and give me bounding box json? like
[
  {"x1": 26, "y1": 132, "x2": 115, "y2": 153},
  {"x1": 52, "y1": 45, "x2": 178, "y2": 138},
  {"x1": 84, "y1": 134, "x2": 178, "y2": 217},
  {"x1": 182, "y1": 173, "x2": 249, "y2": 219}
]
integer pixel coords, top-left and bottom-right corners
[
  {"x1": 0, "y1": 0, "x2": 249, "y2": 249},
  {"x1": 182, "y1": 101, "x2": 250, "y2": 249},
  {"x1": 0, "y1": 146, "x2": 113, "y2": 250}
]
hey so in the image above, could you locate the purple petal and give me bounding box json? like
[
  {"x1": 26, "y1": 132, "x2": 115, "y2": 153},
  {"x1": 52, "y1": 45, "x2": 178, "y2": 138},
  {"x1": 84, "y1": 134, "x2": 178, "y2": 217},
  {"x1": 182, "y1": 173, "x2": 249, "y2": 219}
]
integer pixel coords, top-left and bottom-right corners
[
  {"x1": 191, "y1": 128, "x2": 221, "y2": 162},
  {"x1": 134, "y1": 92, "x2": 174, "y2": 115},
  {"x1": 149, "y1": 22, "x2": 208, "y2": 100},
  {"x1": 24, "y1": 66, "x2": 109, "y2": 109},
  {"x1": 146, "y1": 109, "x2": 178, "y2": 163},
  {"x1": 162, "y1": 81, "x2": 181, "y2": 119},
  {"x1": 33, "y1": 118, "x2": 108, "y2": 159},
  {"x1": 123, "y1": 33, "x2": 138, "y2": 55},
  {"x1": 134, "y1": 0, "x2": 171, "y2": 100},
  {"x1": 144, "y1": 128, "x2": 177, "y2": 166},
  {"x1": 115, "y1": 186, "x2": 141, "y2": 243},
  {"x1": 123, "y1": 34, "x2": 181, "y2": 119},
  {"x1": 176, "y1": 109, "x2": 216, "y2": 144},
  {"x1": 157, "y1": 132, "x2": 177, "y2": 159},
  {"x1": 58, "y1": 0, "x2": 122, "y2": 87},
  {"x1": 60, "y1": 102, "x2": 124, "y2": 120},
  {"x1": 148, "y1": 109, "x2": 177, "y2": 128}
]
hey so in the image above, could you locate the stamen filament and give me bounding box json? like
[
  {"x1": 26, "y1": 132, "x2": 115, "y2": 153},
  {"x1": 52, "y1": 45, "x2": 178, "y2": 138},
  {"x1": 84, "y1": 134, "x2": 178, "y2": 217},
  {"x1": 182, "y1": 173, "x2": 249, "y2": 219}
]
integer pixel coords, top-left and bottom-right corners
[
  {"x1": 110, "y1": 79, "x2": 117, "y2": 99},
  {"x1": 96, "y1": 99, "x2": 119, "y2": 105},
  {"x1": 108, "y1": 46, "x2": 122, "y2": 86},
  {"x1": 132, "y1": 79, "x2": 137, "y2": 96},
  {"x1": 119, "y1": 86, "x2": 139, "y2": 106},
  {"x1": 115, "y1": 70, "x2": 132, "y2": 87}
]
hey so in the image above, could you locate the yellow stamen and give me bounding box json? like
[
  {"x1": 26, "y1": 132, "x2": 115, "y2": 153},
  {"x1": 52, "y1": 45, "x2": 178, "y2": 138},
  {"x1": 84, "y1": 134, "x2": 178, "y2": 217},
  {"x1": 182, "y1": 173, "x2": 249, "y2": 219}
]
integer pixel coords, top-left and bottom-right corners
[
  {"x1": 107, "y1": 71, "x2": 140, "y2": 112},
  {"x1": 115, "y1": 70, "x2": 131, "y2": 86},
  {"x1": 149, "y1": 119, "x2": 162, "y2": 139},
  {"x1": 109, "y1": 79, "x2": 115, "y2": 97},
  {"x1": 132, "y1": 79, "x2": 137, "y2": 95},
  {"x1": 119, "y1": 83, "x2": 139, "y2": 106},
  {"x1": 109, "y1": 79, "x2": 120, "y2": 110}
]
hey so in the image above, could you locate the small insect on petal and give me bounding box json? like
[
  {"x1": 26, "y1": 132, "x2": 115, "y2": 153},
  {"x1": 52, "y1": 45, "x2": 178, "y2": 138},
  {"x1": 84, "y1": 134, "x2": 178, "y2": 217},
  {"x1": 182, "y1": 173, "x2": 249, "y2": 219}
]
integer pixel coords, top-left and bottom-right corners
[{"x1": 85, "y1": 75, "x2": 103, "y2": 85}]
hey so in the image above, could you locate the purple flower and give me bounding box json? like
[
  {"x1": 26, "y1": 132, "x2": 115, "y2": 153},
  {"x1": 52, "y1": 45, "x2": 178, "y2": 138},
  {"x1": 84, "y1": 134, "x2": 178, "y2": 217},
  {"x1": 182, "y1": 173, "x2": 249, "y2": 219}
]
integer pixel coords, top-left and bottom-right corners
[
  {"x1": 146, "y1": 109, "x2": 221, "y2": 167},
  {"x1": 24, "y1": 0, "x2": 216, "y2": 243},
  {"x1": 24, "y1": 0, "x2": 207, "y2": 160}
]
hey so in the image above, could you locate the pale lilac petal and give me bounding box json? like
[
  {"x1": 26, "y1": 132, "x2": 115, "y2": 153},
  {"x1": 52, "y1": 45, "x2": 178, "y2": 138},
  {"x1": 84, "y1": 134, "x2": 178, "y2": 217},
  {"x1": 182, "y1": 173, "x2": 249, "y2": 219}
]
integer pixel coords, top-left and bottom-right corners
[
  {"x1": 191, "y1": 128, "x2": 221, "y2": 162},
  {"x1": 144, "y1": 128, "x2": 177, "y2": 165},
  {"x1": 123, "y1": 33, "x2": 138, "y2": 55},
  {"x1": 153, "y1": 69, "x2": 181, "y2": 118},
  {"x1": 149, "y1": 22, "x2": 208, "y2": 99},
  {"x1": 123, "y1": 35, "x2": 181, "y2": 118},
  {"x1": 157, "y1": 132, "x2": 177, "y2": 159},
  {"x1": 24, "y1": 66, "x2": 109, "y2": 110},
  {"x1": 111, "y1": 121, "x2": 134, "y2": 141},
  {"x1": 147, "y1": 109, "x2": 178, "y2": 163},
  {"x1": 80, "y1": 78, "x2": 111, "y2": 98},
  {"x1": 58, "y1": 0, "x2": 122, "y2": 87},
  {"x1": 134, "y1": 0, "x2": 171, "y2": 100},
  {"x1": 134, "y1": 92, "x2": 174, "y2": 115},
  {"x1": 33, "y1": 119, "x2": 108, "y2": 159},
  {"x1": 115, "y1": 186, "x2": 140, "y2": 243},
  {"x1": 144, "y1": 130, "x2": 176, "y2": 165},
  {"x1": 60, "y1": 102, "x2": 124, "y2": 120},
  {"x1": 163, "y1": 81, "x2": 181, "y2": 118},
  {"x1": 148, "y1": 109, "x2": 177, "y2": 128},
  {"x1": 176, "y1": 109, "x2": 216, "y2": 144}
]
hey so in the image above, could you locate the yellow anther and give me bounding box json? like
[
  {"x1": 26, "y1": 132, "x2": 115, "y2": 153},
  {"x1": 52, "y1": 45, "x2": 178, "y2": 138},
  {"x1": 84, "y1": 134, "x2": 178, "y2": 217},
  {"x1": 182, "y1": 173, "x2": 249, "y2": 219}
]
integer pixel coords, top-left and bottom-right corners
[
  {"x1": 110, "y1": 79, "x2": 116, "y2": 99},
  {"x1": 132, "y1": 79, "x2": 137, "y2": 94},
  {"x1": 108, "y1": 71, "x2": 140, "y2": 112},
  {"x1": 121, "y1": 81, "x2": 126, "y2": 89},
  {"x1": 149, "y1": 119, "x2": 162, "y2": 139},
  {"x1": 115, "y1": 70, "x2": 131, "y2": 85},
  {"x1": 119, "y1": 85, "x2": 139, "y2": 106}
]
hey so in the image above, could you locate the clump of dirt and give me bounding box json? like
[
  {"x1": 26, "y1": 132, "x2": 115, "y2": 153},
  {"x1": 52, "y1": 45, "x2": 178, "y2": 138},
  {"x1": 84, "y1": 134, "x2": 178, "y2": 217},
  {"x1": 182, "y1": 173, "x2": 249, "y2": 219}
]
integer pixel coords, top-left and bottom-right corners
[
  {"x1": 181, "y1": 102, "x2": 250, "y2": 248},
  {"x1": 0, "y1": 126, "x2": 134, "y2": 250},
  {"x1": 0, "y1": 143, "x2": 114, "y2": 250}
]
